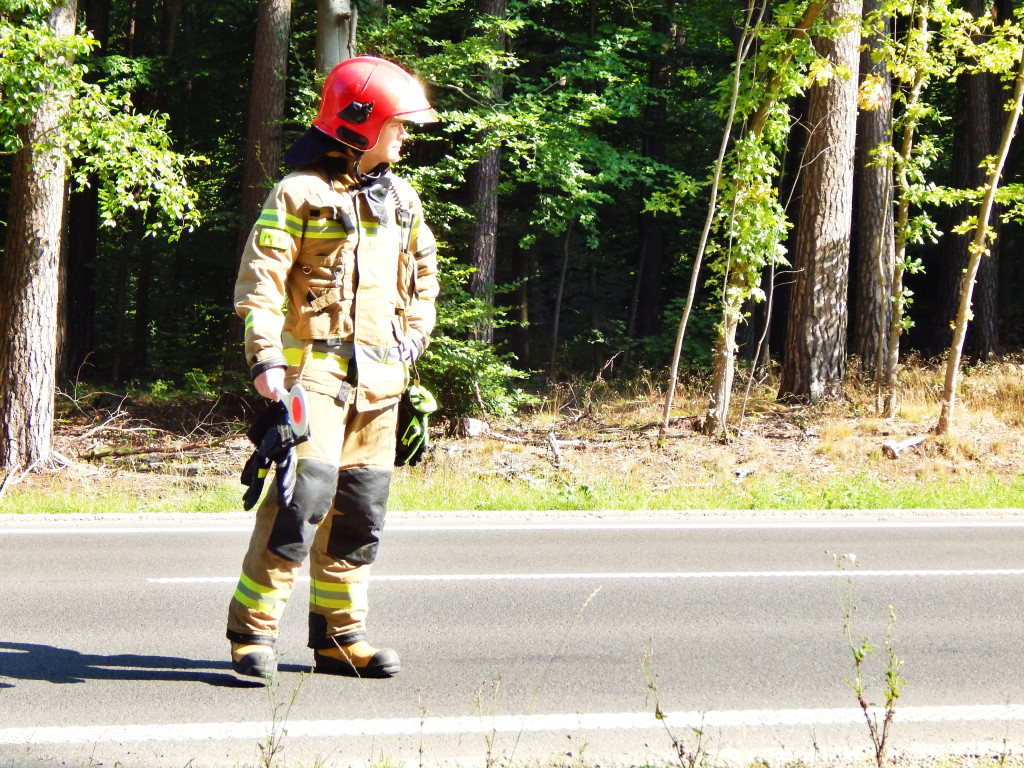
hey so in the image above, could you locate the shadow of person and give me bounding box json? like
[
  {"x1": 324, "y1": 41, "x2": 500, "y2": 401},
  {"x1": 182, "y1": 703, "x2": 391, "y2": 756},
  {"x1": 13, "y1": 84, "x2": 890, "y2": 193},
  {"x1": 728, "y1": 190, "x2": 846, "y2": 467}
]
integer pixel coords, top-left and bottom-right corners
[{"x1": 0, "y1": 642, "x2": 309, "y2": 688}]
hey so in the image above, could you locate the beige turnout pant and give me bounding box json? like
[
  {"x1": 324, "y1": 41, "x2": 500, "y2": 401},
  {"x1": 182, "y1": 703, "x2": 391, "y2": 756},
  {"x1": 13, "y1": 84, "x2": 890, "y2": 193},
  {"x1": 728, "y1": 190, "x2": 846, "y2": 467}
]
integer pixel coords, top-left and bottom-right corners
[{"x1": 227, "y1": 346, "x2": 398, "y2": 649}]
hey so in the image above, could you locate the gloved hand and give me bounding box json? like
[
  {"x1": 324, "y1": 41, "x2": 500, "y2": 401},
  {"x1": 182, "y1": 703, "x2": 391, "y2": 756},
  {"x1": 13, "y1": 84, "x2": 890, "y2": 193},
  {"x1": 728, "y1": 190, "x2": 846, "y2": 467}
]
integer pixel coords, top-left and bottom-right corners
[
  {"x1": 398, "y1": 335, "x2": 425, "y2": 365},
  {"x1": 240, "y1": 401, "x2": 309, "y2": 510}
]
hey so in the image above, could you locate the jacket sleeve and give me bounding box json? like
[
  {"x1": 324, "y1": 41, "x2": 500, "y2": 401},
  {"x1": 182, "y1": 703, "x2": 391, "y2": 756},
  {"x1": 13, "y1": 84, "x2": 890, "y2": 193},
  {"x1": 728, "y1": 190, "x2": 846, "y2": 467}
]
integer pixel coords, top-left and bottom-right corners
[
  {"x1": 234, "y1": 179, "x2": 303, "y2": 378},
  {"x1": 400, "y1": 182, "x2": 439, "y2": 352}
]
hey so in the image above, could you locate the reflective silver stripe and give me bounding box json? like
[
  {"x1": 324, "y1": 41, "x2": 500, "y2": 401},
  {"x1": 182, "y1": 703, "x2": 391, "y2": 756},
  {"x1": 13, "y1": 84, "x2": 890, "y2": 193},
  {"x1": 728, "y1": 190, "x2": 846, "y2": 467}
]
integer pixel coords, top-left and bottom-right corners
[{"x1": 355, "y1": 343, "x2": 402, "y2": 365}]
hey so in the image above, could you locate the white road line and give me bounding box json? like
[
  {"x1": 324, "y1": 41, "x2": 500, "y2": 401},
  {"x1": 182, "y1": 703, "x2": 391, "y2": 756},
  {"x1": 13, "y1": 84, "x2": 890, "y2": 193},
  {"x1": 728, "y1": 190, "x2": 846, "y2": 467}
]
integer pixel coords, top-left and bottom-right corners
[
  {"x1": 148, "y1": 568, "x2": 1024, "y2": 584},
  {"x1": 3, "y1": 705, "x2": 1024, "y2": 746}
]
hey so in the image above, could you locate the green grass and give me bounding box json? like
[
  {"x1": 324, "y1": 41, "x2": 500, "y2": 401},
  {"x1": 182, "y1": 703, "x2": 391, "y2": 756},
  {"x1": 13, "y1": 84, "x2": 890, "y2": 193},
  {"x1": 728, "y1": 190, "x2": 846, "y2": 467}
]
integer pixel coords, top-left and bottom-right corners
[
  {"x1": 0, "y1": 480, "x2": 239, "y2": 515},
  {"x1": 2, "y1": 469, "x2": 1022, "y2": 515},
  {"x1": 387, "y1": 468, "x2": 1024, "y2": 512}
]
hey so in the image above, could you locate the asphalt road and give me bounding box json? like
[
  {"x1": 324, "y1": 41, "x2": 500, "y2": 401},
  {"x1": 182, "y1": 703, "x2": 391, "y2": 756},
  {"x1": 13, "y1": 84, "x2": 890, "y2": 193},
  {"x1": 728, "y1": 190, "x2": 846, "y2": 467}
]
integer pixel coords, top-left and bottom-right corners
[{"x1": 1, "y1": 510, "x2": 1023, "y2": 767}]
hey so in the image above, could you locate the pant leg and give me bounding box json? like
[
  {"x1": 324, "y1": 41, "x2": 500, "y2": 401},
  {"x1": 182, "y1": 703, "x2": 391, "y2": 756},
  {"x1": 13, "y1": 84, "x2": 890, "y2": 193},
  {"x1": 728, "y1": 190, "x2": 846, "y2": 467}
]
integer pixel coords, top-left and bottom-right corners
[
  {"x1": 307, "y1": 403, "x2": 398, "y2": 648},
  {"x1": 226, "y1": 371, "x2": 348, "y2": 646}
]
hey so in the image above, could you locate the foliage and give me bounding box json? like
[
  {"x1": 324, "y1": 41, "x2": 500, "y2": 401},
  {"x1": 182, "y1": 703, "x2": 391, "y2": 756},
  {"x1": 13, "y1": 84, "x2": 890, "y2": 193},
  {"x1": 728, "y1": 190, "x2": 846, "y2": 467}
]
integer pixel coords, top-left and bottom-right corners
[
  {"x1": 419, "y1": 254, "x2": 537, "y2": 417},
  {"x1": 0, "y1": 0, "x2": 202, "y2": 239},
  {"x1": 641, "y1": 294, "x2": 715, "y2": 369},
  {"x1": 2, "y1": 0, "x2": 1023, "y2": 417}
]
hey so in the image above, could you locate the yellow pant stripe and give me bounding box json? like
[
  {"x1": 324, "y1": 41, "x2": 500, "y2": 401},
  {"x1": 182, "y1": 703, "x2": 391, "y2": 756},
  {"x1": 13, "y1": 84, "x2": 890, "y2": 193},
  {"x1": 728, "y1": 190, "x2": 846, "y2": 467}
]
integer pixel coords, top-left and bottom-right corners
[
  {"x1": 309, "y1": 580, "x2": 367, "y2": 611},
  {"x1": 233, "y1": 572, "x2": 289, "y2": 618}
]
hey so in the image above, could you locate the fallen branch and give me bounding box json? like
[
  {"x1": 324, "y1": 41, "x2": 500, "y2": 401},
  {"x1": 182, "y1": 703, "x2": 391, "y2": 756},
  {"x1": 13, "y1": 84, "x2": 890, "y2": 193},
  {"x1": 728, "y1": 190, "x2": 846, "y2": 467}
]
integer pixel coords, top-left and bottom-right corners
[
  {"x1": 79, "y1": 440, "x2": 219, "y2": 461},
  {"x1": 547, "y1": 431, "x2": 563, "y2": 467},
  {"x1": 882, "y1": 435, "x2": 926, "y2": 459}
]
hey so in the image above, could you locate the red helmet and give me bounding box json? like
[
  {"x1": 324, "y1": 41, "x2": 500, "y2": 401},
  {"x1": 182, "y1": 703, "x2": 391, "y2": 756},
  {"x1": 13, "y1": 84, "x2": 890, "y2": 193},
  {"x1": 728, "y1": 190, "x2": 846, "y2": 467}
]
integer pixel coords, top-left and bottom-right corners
[{"x1": 313, "y1": 56, "x2": 438, "y2": 151}]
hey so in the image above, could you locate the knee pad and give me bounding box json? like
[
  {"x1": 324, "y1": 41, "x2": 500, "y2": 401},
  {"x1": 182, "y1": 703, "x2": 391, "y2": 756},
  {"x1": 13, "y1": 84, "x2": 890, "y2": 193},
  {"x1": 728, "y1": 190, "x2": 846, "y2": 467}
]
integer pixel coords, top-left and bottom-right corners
[
  {"x1": 327, "y1": 467, "x2": 392, "y2": 565},
  {"x1": 267, "y1": 459, "x2": 338, "y2": 563}
]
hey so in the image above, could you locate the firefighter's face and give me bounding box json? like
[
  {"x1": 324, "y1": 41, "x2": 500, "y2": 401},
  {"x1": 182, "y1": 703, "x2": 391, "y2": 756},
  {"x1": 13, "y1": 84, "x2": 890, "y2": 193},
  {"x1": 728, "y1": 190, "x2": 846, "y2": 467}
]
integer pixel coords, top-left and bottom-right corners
[{"x1": 363, "y1": 118, "x2": 409, "y2": 169}]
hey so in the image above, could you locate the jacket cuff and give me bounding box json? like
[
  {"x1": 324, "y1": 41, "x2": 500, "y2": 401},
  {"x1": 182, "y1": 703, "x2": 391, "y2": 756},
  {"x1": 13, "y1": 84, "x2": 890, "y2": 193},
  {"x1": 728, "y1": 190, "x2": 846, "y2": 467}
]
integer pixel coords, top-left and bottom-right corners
[{"x1": 249, "y1": 355, "x2": 288, "y2": 381}]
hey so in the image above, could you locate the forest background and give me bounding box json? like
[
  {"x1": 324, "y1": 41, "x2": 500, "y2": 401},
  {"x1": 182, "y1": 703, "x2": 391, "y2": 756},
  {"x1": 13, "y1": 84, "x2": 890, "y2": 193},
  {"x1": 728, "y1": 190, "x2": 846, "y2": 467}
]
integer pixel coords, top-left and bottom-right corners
[{"x1": 2, "y1": 0, "x2": 1024, "y2": 498}]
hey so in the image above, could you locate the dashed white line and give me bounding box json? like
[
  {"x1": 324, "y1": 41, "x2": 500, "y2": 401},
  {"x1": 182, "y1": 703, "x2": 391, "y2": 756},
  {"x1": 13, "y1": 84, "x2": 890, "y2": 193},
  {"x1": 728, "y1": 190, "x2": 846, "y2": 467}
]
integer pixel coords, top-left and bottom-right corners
[{"x1": 3, "y1": 705, "x2": 1024, "y2": 746}]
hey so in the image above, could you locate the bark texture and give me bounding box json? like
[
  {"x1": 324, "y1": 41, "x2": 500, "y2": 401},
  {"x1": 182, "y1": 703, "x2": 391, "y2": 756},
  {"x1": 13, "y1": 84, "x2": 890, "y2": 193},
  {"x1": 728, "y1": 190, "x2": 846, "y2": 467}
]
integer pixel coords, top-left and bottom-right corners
[
  {"x1": 0, "y1": 0, "x2": 77, "y2": 471},
  {"x1": 851, "y1": 0, "x2": 893, "y2": 378},
  {"x1": 228, "y1": 0, "x2": 292, "y2": 363},
  {"x1": 779, "y1": 0, "x2": 861, "y2": 404},
  {"x1": 465, "y1": 0, "x2": 507, "y2": 343}
]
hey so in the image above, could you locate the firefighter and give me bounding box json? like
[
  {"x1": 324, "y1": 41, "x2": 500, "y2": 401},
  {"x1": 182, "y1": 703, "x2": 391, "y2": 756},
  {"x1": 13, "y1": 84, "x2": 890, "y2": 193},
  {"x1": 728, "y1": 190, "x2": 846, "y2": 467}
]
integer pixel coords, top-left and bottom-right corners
[{"x1": 226, "y1": 56, "x2": 440, "y2": 680}]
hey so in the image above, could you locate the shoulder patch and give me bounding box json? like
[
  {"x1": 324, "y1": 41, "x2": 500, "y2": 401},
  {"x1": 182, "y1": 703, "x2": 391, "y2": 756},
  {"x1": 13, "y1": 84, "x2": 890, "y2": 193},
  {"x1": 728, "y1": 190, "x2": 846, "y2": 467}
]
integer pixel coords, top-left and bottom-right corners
[{"x1": 258, "y1": 227, "x2": 292, "y2": 251}]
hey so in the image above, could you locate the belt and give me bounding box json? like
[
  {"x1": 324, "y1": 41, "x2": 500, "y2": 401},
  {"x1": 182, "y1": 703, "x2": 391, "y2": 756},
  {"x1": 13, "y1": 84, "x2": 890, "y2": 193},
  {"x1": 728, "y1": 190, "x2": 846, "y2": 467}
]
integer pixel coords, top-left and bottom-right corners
[{"x1": 309, "y1": 339, "x2": 354, "y2": 358}]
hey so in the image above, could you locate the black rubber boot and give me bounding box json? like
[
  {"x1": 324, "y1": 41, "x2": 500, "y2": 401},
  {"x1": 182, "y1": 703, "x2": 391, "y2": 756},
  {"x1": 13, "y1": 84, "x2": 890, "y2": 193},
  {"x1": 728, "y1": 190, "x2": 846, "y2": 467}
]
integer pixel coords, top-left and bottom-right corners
[
  {"x1": 313, "y1": 642, "x2": 400, "y2": 678},
  {"x1": 231, "y1": 643, "x2": 278, "y2": 680}
]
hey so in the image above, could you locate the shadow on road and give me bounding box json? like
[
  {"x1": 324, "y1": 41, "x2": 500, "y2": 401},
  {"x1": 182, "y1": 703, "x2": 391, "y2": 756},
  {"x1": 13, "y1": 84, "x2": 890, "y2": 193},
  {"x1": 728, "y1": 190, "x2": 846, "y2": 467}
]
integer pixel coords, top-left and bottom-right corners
[{"x1": 0, "y1": 642, "x2": 308, "y2": 687}]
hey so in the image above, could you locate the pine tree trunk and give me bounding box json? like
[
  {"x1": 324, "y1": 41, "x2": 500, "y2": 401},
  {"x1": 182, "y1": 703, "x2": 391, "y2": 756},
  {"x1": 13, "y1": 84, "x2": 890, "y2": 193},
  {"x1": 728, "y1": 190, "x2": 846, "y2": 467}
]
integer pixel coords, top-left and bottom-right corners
[
  {"x1": 465, "y1": 0, "x2": 506, "y2": 344},
  {"x1": 0, "y1": 0, "x2": 77, "y2": 472},
  {"x1": 238, "y1": 0, "x2": 291, "y2": 243},
  {"x1": 851, "y1": 0, "x2": 893, "y2": 383},
  {"x1": 227, "y1": 0, "x2": 292, "y2": 365},
  {"x1": 778, "y1": 0, "x2": 861, "y2": 404},
  {"x1": 466, "y1": 145, "x2": 500, "y2": 343}
]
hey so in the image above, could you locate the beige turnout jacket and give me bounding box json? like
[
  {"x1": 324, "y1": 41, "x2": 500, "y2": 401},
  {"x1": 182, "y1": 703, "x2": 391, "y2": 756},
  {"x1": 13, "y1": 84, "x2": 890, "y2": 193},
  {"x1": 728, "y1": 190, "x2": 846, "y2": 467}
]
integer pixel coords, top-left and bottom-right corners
[{"x1": 235, "y1": 157, "x2": 439, "y2": 411}]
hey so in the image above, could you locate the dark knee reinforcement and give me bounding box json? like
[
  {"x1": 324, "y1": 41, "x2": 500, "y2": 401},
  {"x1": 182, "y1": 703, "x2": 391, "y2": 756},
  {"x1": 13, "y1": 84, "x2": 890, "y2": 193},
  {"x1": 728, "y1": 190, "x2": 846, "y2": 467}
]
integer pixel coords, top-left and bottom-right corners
[
  {"x1": 327, "y1": 466, "x2": 392, "y2": 565},
  {"x1": 267, "y1": 459, "x2": 339, "y2": 563}
]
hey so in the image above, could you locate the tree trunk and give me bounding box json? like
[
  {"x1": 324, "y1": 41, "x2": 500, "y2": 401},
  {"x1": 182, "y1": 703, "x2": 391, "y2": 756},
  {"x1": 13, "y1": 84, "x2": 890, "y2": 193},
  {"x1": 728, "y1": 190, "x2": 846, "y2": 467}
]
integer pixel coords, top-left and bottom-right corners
[
  {"x1": 549, "y1": 223, "x2": 573, "y2": 382},
  {"x1": 238, "y1": 0, "x2": 291, "y2": 244},
  {"x1": 684, "y1": 0, "x2": 824, "y2": 436},
  {"x1": 133, "y1": 231, "x2": 154, "y2": 372},
  {"x1": 778, "y1": 0, "x2": 861, "y2": 404},
  {"x1": 316, "y1": 0, "x2": 356, "y2": 73},
  {"x1": 0, "y1": 0, "x2": 77, "y2": 472},
  {"x1": 227, "y1": 0, "x2": 292, "y2": 366},
  {"x1": 466, "y1": 144, "x2": 500, "y2": 342},
  {"x1": 851, "y1": 0, "x2": 893, "y2": 384},
  {"x1": 508, "y1": 249, "x2": 531, "y2": 367},
  {"x1": 936, "y1": 48, "x2": 1024, "y2": 434},
  {"x1": 465, "y1": 0, "x2": 507, "y2": 344}
]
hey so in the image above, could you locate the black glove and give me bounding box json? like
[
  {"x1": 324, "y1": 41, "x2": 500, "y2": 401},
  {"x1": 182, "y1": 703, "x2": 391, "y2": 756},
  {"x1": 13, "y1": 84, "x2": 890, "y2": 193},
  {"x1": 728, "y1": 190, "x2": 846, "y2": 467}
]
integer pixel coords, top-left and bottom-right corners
[
  {"x1": 395, "y1": 384, "x2": 438, "y2": 467},
  {"x1": 240, "y1": 402, "x2": 309, "y2": 510}
]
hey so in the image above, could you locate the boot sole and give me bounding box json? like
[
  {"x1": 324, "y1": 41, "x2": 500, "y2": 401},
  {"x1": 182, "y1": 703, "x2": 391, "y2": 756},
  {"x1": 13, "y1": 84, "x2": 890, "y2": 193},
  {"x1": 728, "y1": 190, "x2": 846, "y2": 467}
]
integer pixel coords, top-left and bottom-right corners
[
  {"x1": 231, "y1": 651, "x2": 277, "y2": 680},
  {"x1": 313, "y1": 650, "x2": 400, "y2": 678}
]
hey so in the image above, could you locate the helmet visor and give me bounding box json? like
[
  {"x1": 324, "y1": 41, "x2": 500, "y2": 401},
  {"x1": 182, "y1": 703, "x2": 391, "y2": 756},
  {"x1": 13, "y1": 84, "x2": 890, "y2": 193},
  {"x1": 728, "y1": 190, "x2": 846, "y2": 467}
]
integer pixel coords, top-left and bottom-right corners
[
  {"x1": 397, "y1": 105, "x2": 440, "y2": 124},
  {"x1": 393, "y1": 79, "x2": 439, "y2": 124}
]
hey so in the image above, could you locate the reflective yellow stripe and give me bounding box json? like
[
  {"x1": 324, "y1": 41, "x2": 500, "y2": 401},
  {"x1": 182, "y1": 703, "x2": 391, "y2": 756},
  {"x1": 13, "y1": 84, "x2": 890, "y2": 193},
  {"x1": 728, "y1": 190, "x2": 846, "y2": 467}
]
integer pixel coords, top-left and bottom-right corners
[
  {"x1": 233, "y1": 572, "x2": 289, "y2": 618},
  {"x1": 258, "y1": 227, "x2": 292, "y2": 250},
  {"x1": 304, "y1": 219, "x2": 350, "y2": 239},
  {"x1": 256, "y1": 208, "x2": 305, "y2": 237},
  {"x1": 255, "y1": 209, "x2": 349, "y2": 240},
  {"x1": 282, "y1": 347, "x2": 349, "y2": 374},
  {"x1": 309, "y1": 579, "x2": 367, "y2": 611}
]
